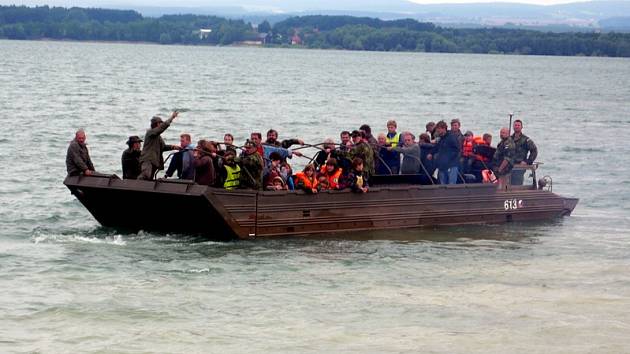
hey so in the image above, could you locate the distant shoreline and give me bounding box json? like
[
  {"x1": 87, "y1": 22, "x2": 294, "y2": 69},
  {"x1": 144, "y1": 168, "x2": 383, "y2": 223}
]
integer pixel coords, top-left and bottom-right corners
[
  {"x1": 2, "y1": 5, "x2": 629, "y2": 58},
  {"x1": 3, "y1": 37, "x2": 266, "y2": 48},
  {"x1": 3, "y1": 37, "x2": 625, "y2": 59}
]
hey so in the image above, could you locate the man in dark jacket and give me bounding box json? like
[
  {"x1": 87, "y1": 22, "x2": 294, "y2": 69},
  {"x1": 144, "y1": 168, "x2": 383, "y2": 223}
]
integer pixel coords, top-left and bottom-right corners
[
  {"x1": 138, "y1": 111, "x2": 181, "y2": 180},
  {"x1": 121, "y1": 135, "x2": 142, "y2": 179},
  {"x1": 66, "y1": 129, "x2": 95, "y2": 176},
  {"x1": 450, "y1": 118, "x2": 464, "y2": 148},
  {"x1": 429, "y1": 120, "x2": 461, "y2": 184},
  {"x1": 359, "y1": 124, "x2": 378, "y2": 147},
  {"x1": 314, "y1": 139, "x2": 345, "y2": 171}
]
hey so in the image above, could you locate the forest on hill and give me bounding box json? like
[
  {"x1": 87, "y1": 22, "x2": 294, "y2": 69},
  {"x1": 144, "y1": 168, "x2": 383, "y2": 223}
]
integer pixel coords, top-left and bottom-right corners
[{"x1": 2, "y1": 6, "x2": 630, "y2": 57}]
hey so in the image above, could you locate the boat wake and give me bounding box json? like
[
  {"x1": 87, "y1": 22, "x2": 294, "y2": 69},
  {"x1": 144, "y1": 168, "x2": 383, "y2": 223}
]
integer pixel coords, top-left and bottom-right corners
[{"x1": 30, "y1": 227, "x2": 127, "y2": 246}]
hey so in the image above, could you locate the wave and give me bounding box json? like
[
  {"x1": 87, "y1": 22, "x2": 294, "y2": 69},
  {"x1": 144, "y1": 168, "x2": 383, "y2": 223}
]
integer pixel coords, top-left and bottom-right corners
[
  {"x1": 561, "y1": 146, "x2": 606, "y2": 153},
  {"x1": 31, "y1": 228, "x2": 127, "y2": 246},
  {"x1": 180, "y1": 267, "x2": 225, "y2": 274},
  {"x1": 209, "y1": 108, "x2": 231, "y2": 113},
  {"x1": 161, "y1": 107, "x2": 191, "y2": 113},
  {"x1": 29, "y1": 227, "x2": 233, "y2": 248}
]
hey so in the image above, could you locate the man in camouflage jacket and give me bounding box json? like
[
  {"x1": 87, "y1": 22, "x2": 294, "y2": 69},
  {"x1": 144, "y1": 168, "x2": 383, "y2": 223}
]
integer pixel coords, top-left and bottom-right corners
[
  {"x1": 492, "y1": 127, "x2": 516, "y2": 178},
  {"x1": 349, "y1": 130, "x2": 375, "y2": 177},
  {"x1": 238, "y1": 140, "x2": 264, "y2": 190},
  {"x1": 511, "y1": 119, "x2": 538, "y2": 185}
]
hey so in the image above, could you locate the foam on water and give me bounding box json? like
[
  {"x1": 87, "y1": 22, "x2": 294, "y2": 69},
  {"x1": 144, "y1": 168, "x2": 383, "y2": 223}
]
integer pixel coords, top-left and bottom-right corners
[{"x1": 31, "y1": 232, "x2": 127, "y2": 246}]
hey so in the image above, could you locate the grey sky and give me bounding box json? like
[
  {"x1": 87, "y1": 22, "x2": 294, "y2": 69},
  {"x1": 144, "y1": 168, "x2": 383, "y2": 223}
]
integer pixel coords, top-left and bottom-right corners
[{"x1": 0, "y1": 0, "x2": 590, "y2": 8}]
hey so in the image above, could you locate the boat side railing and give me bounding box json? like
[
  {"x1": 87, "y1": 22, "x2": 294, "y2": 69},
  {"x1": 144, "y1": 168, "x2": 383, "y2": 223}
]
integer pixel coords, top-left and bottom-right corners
[{"x1": 511, "y1": 163, "x2": 540, "y2": 190}]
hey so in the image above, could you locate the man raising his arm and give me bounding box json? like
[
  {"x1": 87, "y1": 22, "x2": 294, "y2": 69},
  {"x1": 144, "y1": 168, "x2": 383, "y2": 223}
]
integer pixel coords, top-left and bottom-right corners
[{"x1": 138, "y1": 111, "x2": 181, "y2": 180}]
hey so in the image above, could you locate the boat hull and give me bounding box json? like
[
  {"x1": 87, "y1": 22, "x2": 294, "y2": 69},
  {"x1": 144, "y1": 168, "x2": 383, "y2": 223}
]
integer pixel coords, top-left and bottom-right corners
[{"x1": 64, "y1": 175, "x2": 578, "y2": 239}]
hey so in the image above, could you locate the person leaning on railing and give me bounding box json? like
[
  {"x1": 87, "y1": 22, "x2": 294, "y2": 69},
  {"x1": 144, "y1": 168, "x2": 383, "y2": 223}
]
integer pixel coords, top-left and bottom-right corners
[
  {"x1": 389, "y1": 132, "x2": 421, "y2": 175},
  {"x1": 376, "y1": 133, "x2": 400, "y2": 175},
  {"x1": 345, "y1": 157, "x2": 369, "y2": 193},
  {"x1": 193, "y1": 139, "x2": 215, "y2": 186},
  {"x1": 294, "y1": 164, "x2": 319, "y2": 194},
  {"x1": 511, "y1": 119, "x2": 538, "y2": 185},
  {"x1": 318, "y1": 158, "x2": 343, "y2": 190},
  {"x1": 66, "y1": 129, "x2": 95, "y2": 176},
  {"x1": 491, "y1": 127, "x2": 516, "y2": 186},
  {"x1": 219, "y1": 151, "x2": 241, "y2": 190}
]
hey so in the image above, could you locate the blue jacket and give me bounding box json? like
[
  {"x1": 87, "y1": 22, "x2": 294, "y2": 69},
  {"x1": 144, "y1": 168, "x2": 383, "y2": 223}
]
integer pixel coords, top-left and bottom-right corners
[
  {"x1": 262, "y1": 145, "x2": 292, "y2": 161},
  {"x1": 165, "y1": 144, "x2": 195, "y2": 179},
  {"x1": 434, "y1": 131, "x2": 461, "y2": 170},
  {"x1": 377, "y1": 146, "x2": 400, "y2": 175}
]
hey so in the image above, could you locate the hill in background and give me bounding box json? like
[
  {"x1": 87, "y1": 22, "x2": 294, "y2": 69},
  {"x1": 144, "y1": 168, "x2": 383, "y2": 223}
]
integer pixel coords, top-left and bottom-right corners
[
  {"x1": 2, "y1": 5, "x2": 630, "y2": 57},
  {"x1": 113, "y1": 0, "x2": 630, "y2": 32}
]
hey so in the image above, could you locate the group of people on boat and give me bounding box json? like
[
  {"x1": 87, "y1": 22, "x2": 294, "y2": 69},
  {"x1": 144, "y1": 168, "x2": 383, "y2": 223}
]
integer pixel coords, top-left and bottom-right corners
[{"x1": 65, "y1": 111, "x2": 538, "y2": 192}]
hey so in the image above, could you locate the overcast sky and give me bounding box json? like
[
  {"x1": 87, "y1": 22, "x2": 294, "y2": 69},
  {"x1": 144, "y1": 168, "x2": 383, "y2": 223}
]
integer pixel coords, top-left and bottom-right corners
[
  {"x1": 0, "y1": 0, "x2": 590, "y2": 7},
  {"x1": 409, "y1": 0, "x2": 581, "y2": 4}
]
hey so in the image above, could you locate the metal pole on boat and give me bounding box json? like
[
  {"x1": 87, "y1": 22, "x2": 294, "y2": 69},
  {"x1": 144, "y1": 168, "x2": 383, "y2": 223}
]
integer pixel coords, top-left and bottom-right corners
[
  {"x1": 508, "y1": 112, "x2": 514, "y2": 136},
  {"x1": 418, "y1": 158, "x2": 435, "y2": 185},
  {"x1": 290, "y1": 142, "x2": 326, "y2": 151},
  {"x1": 374, "y1": 146, "x2": 394, "y2": 175},
  {"x1": 152, "y1": 152, "x2": 178, "y2": 180}
]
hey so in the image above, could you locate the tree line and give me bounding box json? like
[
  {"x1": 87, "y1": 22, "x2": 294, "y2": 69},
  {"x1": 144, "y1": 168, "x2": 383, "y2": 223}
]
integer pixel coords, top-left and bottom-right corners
[
  {"x1": 0, "y1": 5, "x2": 256, "y2": 44},
  {"x1": 2, "y1": 6, "x2": 630, "y2": 57},
  {"x1": 268, "y1": 15, "x2": 630, "y2": 57}
]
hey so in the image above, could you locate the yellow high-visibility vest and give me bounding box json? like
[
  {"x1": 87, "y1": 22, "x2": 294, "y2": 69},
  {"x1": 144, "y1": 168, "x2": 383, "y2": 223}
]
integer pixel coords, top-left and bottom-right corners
[
  {"x1": 385, "y1": 133, "x2": 400, "y2": 146},
  {"x1": 224, "y1": 164, "x2": 241, "y2": 190}
]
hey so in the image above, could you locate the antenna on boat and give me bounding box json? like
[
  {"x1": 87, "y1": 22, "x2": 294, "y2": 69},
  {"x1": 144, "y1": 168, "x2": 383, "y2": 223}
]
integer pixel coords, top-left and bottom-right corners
[{"x1": 508, "y1": 112, "x2": 514, "y2": 135}]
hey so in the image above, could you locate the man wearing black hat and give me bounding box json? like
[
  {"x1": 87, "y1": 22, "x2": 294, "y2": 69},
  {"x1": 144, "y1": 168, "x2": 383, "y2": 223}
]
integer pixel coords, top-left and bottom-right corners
[
  {"x1": 138, "y1": 111, "x2": 181, "y2": 180},
  {"x1": 121, "y1": 135, "x2": 143, "y2": 179}
]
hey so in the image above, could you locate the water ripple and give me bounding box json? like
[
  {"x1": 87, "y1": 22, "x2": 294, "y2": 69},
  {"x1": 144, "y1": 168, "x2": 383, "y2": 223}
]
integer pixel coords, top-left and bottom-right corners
[{"x1": 1, "y1": 40, "x2": 630, "y2": 353}]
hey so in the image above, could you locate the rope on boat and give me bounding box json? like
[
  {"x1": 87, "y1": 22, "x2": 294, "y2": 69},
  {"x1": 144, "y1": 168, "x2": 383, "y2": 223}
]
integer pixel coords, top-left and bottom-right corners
[{"x1": 158, "y1": 141, "x2": 441, "y2": 185}]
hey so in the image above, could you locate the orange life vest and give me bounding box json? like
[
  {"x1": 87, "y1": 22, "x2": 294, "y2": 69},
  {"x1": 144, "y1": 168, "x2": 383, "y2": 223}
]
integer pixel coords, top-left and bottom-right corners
[
  {"x1": 295, "y1": 171, "x2": 318, "y2": 190},
  {"x1": 462, "y1": 139, "x2": 475, "y2": 157},
  {"x1": 319, "y1": 167, "x2": 343, "y2": 189},
  {"x1": 473, "y1": 136, "x2": 490, "y2": 162}
]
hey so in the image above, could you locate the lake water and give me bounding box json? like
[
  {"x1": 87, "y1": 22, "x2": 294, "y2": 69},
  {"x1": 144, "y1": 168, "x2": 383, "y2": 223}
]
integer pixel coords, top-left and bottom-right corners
[{"x1": 1, "y1": 39, "x2": 629, "y2": 353}]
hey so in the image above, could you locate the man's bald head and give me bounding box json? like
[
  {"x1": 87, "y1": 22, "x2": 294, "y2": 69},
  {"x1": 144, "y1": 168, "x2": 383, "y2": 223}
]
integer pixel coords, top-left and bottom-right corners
[
  {"x1": 500, "y1": 127, "x2": 510, "y2": 140},
  {"x1": 75, "y1": 129, "x2": 86, "y2": 145}
]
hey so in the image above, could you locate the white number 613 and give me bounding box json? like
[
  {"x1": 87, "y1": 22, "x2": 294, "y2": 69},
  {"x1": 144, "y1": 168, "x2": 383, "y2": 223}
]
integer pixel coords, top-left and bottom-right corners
[{"x1": 504, "y1": 199, "x2": 523, "y2": 210}]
